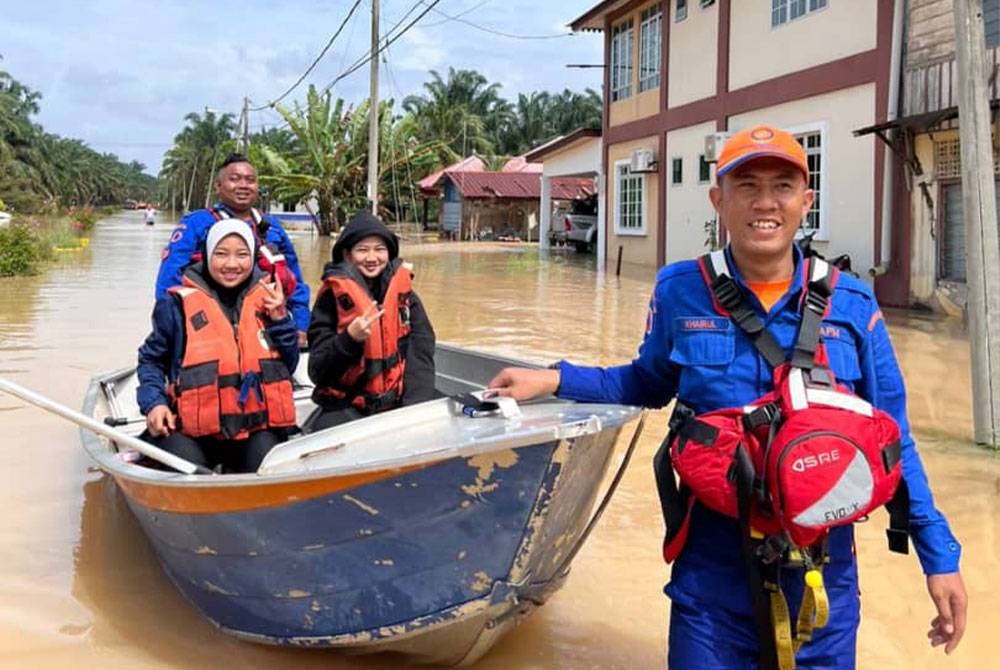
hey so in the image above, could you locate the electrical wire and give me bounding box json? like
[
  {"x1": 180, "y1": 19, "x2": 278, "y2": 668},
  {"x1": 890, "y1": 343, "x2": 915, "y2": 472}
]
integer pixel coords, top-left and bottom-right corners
[
  {"x1": 250, "y1": 0, "x2": 365, "y2": 111},
  {"x1": 418, "y1": 0, "x2": 572, "y2": 40}
]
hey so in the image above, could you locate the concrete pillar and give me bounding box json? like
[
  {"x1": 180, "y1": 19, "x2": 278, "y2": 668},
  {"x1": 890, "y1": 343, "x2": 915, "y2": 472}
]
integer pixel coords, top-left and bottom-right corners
[
  {"x1": 596, "y1": 171, "x2": 607, "y2": 270},
  {"x1": 540, "y1": 175, "x2": 552, "y2": 250}
]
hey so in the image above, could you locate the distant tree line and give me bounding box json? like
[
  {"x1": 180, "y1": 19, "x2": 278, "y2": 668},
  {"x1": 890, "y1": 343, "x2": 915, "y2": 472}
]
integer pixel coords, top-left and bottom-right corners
[
  {"x1": 158, "y1": 68, "x2": 602, "y2": 235},
  {"x1": 0, "y1": 64, "x2": 158, "y2": 213}
]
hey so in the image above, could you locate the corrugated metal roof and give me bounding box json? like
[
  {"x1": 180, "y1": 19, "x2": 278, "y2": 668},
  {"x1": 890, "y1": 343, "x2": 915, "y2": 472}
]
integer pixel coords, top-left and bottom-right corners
[
  {"x1": 444, "y1": 172, "x2": 594, "y2": 200},
  {"x1": 418, "y1": 156, "x2": 486, "y2": 192}
]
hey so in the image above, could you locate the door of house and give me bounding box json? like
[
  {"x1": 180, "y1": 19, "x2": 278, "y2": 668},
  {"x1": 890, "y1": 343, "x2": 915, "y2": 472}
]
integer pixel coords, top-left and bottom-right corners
[{"x1": 442, "y1": 182, "x2": 461, "y2": 234}]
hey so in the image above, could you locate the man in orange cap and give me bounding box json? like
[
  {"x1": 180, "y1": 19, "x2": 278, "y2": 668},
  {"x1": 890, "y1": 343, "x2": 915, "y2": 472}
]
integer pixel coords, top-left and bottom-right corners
[{"x1": 488, "y1": 124, "x2": 966, "y2": 668}]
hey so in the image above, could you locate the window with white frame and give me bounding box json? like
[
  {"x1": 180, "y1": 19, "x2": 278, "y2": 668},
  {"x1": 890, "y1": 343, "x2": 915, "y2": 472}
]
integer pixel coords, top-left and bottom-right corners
[
  {"x1": 794, "y1": 128, "x2": 824, "y2": 233},
  {"x1": 676, "y1": 0, "x2": 688, "y2": 22},
  {"x1": 611, "y1": 20, "x2": 634, "y2": 101},
  {"x1": 771, "y1": 0, "x2": 826, "y2": 28},
  {"x1": 639, "y1": 5, "x2": 662, "y2": 92},
  {"x1": 615, "y1": 161, "x2": 646, "y2": 234}
]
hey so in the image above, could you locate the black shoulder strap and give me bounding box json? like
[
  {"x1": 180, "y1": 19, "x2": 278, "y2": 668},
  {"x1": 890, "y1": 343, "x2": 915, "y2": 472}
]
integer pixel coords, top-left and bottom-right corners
[
  {"x1": 699, "y1": 251, "x2": 786, "y2": 369},
  {"x1": 790, "y1": 257, "x2": 837, "y2": 370}
]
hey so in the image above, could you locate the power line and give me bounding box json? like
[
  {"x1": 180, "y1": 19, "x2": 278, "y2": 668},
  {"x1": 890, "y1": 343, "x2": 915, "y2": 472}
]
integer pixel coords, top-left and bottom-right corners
[
  {"x1": 250, "y1": 0, "x2": 364, "y2": 111},
  {"x1": 318, "y1": 0, "x2": 440, "y2": 96},
  {"x1": 419, "y1": 0, "x2": 573, "y2": 40},
  {"x1": 422, "y1": 0, "x2": 489, "y2": 27},
  {"x1": 251, "y1": 0, "x2": 441, "y2": 134}
]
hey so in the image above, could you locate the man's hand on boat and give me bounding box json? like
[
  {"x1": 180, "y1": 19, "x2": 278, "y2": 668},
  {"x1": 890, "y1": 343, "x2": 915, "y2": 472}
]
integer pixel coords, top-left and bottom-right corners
[
  {"x1": 487, "y1": 367, "x2": 560, "y2": 401},
  {"x1": 146, "y1": 404, "x2": 176, "y2": 437},
  {"x1": 347, "y1": 304, "x2": 385, "y2": 342}
]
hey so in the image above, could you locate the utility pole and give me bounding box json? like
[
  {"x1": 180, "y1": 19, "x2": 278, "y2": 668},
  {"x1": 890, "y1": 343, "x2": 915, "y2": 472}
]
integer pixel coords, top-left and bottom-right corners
[
  {"x1": 367, "y1": 0, "x2": 380, "y2": 212},
  {"x1": 954, "y1": 0, "x2": 1000, "y2": 447},
  {"x1": 241, "y1": 96, "x2": 250, "y2": 153}
]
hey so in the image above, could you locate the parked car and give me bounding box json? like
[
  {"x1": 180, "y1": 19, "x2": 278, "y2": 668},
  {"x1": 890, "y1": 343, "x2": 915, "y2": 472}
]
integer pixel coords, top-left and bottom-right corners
[
  {"x1": 564, "y1": 194, "x2": 598, "y2": 253},
  {"x1": 0, "y1": 211, "x2": 11, "y2": 228}
]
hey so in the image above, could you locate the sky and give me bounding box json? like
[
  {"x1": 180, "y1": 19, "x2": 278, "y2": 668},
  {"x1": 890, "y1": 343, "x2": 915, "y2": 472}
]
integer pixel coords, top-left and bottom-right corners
[{"x1": 0, "y1": 0, "x2": 605, "y2": 175}]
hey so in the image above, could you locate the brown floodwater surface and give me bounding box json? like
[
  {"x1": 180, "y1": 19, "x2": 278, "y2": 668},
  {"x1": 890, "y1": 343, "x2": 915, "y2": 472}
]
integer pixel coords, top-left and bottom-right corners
[{"x1": 0, "y1": 212, "x2": 995, "y2": 669}]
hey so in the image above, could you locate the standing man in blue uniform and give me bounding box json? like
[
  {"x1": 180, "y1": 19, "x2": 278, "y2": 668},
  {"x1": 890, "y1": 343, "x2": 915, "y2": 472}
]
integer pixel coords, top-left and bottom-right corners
[
  {"x1": 488, "y1": 125, "x2": 967, "y2": 668},
  {"x1": 155, "y1": 154, "x2": 311, "y2": 344}
]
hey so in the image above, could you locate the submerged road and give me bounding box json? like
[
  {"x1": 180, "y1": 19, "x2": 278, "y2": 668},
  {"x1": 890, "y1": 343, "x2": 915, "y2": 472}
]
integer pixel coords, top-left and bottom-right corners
[{"x1": 0, "y1": 211, "x2": 995, "y2": 669}]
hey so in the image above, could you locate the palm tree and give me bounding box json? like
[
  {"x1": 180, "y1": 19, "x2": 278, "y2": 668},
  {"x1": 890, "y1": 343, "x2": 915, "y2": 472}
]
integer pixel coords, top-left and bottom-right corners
[
  {"x1": 158, "y1": 110, "x2": 237, "y2": 213},
  {"x1": 402, "y1": 68, "x2": 511, "y2": 163}
]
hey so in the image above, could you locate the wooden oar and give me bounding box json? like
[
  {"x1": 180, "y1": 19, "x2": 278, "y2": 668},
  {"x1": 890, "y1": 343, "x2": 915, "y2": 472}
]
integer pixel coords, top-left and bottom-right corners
[{"x1": 0, "y1": 376, "x2": 212, "y2": 475}]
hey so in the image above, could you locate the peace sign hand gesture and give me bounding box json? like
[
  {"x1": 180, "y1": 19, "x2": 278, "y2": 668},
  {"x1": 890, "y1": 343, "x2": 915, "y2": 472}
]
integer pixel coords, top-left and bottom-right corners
[
  {"x1": 260, "y1": 278, "x2": 287, "y2": 321},
  {"x1": 347, "y1": 303, "x2": 384, "y2": 342}
]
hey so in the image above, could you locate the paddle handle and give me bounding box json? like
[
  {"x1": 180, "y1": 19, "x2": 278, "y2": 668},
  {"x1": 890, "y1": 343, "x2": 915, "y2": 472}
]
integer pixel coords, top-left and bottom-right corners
[{"x1": 0, "y1": 377, "x2": 211, "y2": 475}]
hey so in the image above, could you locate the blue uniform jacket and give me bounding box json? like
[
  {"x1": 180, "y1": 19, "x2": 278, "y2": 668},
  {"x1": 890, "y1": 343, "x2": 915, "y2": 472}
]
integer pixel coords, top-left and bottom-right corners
[
  {"x1": 558, "y1": 246, "x2": 960, "y2": 612},
  {"x1": 154, "y1": 205, "x2": 311, "y2": 332},
  {"x1": 137, "y1": 268, "x2": 300, "y2": 415}
]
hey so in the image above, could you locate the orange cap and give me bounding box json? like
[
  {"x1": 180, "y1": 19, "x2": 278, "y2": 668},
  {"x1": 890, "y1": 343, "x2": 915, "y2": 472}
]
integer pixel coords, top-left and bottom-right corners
[{"x1": 715, "y1": 125, "x2": 809, "y2": 181}]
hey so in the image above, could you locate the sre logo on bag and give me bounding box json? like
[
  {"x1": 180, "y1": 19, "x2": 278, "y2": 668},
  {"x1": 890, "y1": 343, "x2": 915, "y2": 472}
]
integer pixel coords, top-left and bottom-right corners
[{"x1": 790, "y1": 448, "x2": 840, "y2": 472}]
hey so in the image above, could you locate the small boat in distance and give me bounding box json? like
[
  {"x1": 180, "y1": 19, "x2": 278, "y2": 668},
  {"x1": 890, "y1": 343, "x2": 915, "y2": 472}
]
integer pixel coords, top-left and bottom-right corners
[{"x1": 80, "y1": 344, "x2": 644, "y2": 665}]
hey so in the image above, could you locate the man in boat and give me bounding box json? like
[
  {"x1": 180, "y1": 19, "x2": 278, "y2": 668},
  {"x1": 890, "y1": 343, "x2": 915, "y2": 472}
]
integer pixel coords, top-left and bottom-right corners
[
  {"x1": 487, "y1": 125, "x2": 967, "y2": 668},
  {"x1": 155, "y1": 153, "x2": 311, "y2": 346},
  {"x1": 137, "y1": 219, "x2": 299, "y2": 473},
  {"x1": 307, "y1": 209, "x2": 436, "y2": 431}
]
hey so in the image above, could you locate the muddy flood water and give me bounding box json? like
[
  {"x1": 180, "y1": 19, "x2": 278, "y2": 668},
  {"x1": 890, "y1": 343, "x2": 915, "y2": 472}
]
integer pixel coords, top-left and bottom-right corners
[{"x1": 0, "y1": 211, "x2": 997, "y2": 669}]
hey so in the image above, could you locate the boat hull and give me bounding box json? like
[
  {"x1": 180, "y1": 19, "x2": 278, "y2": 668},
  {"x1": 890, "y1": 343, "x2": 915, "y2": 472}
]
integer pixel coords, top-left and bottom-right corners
[{"x1": 83, "y1": 345, "x2": 641, "y2": 664}]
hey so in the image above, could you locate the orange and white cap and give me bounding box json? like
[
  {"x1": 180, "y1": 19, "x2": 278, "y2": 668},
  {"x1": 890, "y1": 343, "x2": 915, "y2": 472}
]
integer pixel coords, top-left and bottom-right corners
[{"x1": 715, "y1": 125, "x2": 809, "y2": 181}]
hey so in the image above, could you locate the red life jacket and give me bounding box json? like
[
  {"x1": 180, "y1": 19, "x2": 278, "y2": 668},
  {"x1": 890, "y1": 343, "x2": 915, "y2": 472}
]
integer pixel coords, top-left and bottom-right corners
[
  {"x1": 168, "y1": 274, "x2": 297, "y2": 439},
  {"x1": 314, "y1": 260, "x2": 413, "y2": 413},
  {"x1": 656, "y1": 251, "x2": 909, "y2": 562},
  {"x1": 210, "y1": 206, "x2": 297, "y2": 299}
]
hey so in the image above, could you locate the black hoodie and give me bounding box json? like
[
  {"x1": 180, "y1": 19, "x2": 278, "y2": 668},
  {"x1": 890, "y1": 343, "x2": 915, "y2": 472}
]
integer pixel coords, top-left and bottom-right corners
[{"x1": 307, "y1": 210, "x2": 436, "y2": 412}]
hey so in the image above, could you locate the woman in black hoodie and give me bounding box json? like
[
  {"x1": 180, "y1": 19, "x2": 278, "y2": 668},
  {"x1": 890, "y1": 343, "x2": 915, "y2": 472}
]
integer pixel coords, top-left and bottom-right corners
[{"x1": 307, "y1": 210, "x2": 437, "y2": 430}]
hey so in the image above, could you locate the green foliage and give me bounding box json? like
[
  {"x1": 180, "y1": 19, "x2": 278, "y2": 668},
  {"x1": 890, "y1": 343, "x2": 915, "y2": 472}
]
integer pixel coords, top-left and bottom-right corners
[
  {"x1": 158, "y1": 110, "x2": 238, "y2": 214},
  {"x1": 1, "y1": 68, "x2": 157, "y2": 213},
  {"x1": 68, "y1": 205, "x2": 99, "y2": 231},
  {"x1": 0, "y1": 222, "x2": 43, "y2": 276}
]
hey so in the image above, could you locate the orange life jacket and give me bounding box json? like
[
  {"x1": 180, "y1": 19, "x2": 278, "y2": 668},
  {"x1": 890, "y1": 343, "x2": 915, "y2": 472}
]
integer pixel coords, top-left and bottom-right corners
[
  {"x1": 168, "y1": 275, "x2": 297, "y2": 439},
  {"x1": 315, "y1": 260, "x2": 413, "y2": 413}
]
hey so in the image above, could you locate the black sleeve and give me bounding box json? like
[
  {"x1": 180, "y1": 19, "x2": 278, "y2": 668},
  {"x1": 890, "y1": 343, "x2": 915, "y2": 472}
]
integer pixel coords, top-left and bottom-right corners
[
  {"x1": 307, "y1": 288, "x2": 364, "y2": 387},
  {"x1": 401, "y1": 291, "x2": 437, "y2": 405}
]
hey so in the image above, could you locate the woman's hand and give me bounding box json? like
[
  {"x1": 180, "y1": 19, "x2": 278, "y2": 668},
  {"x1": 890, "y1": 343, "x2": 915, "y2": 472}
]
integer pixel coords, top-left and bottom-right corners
[
  {"x1": 347, "y1": 303, "x2": 384, "y2": 342},
  {"x1": 261, "y1": 278, "x2": 287, "y2": 321},
  {"x1": 146, "y1": 404, "x2": 176, "y2": 437}
]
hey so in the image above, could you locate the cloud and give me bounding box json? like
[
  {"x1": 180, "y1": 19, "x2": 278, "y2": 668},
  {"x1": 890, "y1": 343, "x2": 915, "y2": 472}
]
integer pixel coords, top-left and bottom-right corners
[{"x1": 0, "y1": 0, "x2": 605, "y2": 172}]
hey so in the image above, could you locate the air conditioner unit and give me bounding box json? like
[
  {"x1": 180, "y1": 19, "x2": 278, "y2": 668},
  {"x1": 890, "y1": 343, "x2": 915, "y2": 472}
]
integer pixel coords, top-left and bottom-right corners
[
  {"x1": 629, "y1": 148, "x2": 657, "y2": 173},
  {"x1": 704, "y1": 131, "x2": 731, "y2": 163}
]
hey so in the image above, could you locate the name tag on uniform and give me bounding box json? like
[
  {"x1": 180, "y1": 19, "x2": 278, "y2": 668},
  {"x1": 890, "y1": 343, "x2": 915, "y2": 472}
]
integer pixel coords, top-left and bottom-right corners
[{"x1": 676, "y1": 317, "x2": 730, "y2": 332}]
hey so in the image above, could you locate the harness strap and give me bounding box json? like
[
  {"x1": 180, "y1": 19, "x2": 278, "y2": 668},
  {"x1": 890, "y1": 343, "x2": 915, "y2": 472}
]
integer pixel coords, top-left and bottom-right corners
[
  {"x1": 701, "y1": 251, "x2": 787, "y2": 368},
  {"x1": 793, "y1": 569, "x2": 830, "y2": 651},
  {"x1": 791, "y1": 258, "x2": 834, "y2": 370},
  {"x1": 885, "y1": 480, "x2": 911, "y2": 554},
  {"x1": 732, "y1": 441, "x2": 783, "y2": 670}
]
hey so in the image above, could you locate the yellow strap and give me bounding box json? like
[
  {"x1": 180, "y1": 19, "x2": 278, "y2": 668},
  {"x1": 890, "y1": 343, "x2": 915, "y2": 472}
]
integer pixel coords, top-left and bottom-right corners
[
  {"x1": 769, "y1": 588, "x2": 797, "y2": 670},
  {"x1": 793, "y1": 569, "x2": 830, "y2": 653}
]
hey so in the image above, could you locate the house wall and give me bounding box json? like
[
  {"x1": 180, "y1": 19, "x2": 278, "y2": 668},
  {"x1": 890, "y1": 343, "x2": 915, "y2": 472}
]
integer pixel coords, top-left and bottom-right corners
[
  {"x1": 664, "y1": 120, "x2": 717, "y2": 263},
  {"x1": 667, "y1": 1, "x2": 718, "y2": 107},
  {"x1": 539, "y1": 139, "x2": 602, "y2": 178},
  {"x1": 729, "y1": 83, "x2": 878, "y2": 276},
  {"x1": 608, "y1": 0, "x2": 663, "y2": 127},
  {"x1": 729, "y1": 2, "x2": 878, "y2": 91},
  {"x1": 606, "y1": 136, "x2": 661, "y2": 268}
]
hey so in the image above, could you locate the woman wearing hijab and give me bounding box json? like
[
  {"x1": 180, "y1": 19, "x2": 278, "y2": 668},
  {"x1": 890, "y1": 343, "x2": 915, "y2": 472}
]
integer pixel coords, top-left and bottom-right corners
[{"x1": 136, "y1": 219, "x2": 299, "y2": 473}]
